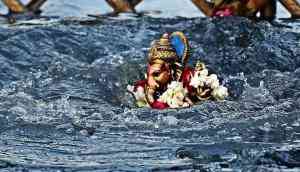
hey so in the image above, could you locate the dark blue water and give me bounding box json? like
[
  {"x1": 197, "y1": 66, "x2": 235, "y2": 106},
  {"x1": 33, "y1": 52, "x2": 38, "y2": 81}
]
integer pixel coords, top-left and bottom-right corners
[{"x1": 0, "y1": 1, "x2": 300, "y2": 172}]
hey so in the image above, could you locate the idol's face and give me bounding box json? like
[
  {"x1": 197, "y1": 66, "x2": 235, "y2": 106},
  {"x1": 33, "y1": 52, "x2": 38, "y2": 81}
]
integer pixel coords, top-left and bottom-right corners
[{"x1": 147, "y1": 62, "x2": 171, "y2": 89}]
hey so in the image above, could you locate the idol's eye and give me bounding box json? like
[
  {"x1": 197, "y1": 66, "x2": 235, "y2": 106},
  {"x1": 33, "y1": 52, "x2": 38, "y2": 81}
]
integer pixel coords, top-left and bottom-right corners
[{"x1": 152, "y1": 71, "x2": 160, "y2": 77}]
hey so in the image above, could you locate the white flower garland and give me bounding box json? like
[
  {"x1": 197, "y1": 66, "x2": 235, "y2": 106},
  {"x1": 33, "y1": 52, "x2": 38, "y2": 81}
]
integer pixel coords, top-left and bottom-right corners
[
  {"x1": 158, "y1": 81, "x2": 189, "y2": 108},
  {"x1": 189, "y1": 68, "x2": 228, "y2": 101}
]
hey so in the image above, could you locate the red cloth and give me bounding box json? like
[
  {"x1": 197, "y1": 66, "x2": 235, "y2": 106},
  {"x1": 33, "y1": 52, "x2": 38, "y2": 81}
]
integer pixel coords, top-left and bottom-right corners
[
  {"x1": 134, "y1": 80, "x2": 147, "y2": 91},
  {"x1": 181, "y1": 67, "x2": 194, "y2": 93},
  {"x1": 151, "y1": 101, "x2": 169, "y2": 109}
]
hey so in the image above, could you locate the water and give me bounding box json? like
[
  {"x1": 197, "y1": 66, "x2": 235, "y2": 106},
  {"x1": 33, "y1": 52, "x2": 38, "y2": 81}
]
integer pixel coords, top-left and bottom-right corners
[{"x1": 0, "y1": 1, "x2": 300, "y2": 172}]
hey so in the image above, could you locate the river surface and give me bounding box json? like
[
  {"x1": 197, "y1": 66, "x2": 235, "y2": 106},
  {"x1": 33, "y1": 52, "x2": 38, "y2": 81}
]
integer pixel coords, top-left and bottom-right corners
[{"x1": 0, "y1": 0, "x2": 300, "y2": 172}]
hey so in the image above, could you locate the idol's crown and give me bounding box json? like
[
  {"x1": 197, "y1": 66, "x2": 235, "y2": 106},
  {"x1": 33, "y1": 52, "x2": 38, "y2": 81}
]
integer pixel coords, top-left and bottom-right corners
[{"x1": 148, "y1": 33, "x2": 178, "y2": 63}]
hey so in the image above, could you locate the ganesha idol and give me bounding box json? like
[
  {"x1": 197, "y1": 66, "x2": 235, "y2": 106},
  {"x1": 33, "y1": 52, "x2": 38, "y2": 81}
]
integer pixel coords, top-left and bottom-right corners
[{"x1": 127, "y1": 32, "x2": 229, "y2": 109}]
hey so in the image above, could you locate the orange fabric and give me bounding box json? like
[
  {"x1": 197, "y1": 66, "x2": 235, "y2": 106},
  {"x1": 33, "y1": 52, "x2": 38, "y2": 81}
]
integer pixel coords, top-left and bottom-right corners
[{"x1": 2, "y1": 0, "x2": 25, "y2": 13}]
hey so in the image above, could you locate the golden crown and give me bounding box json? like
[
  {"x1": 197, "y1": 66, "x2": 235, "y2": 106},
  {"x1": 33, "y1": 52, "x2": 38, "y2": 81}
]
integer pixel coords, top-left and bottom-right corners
[{"x1": 148, "y1": 33, "x2": 178, "y2": 63}]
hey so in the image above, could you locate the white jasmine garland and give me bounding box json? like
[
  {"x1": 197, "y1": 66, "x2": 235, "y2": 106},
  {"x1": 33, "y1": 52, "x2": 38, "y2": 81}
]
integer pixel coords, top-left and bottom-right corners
[
  {"x1": 205, "y1": 74, "x2": 220, "y2": 89},
  {"x1": 199, "y1": 68, "x2": 209, "y2": 77},
  {"x1": 190, "y1": 71, "x2": 206, "y2": 88},
  {"x1": 188, "y1": 69, "x2": 228, "y2": 101},
  {"x1": 127, "y1": 85, "x2": 148, "y2": 107},
  {"x1": 212, "y1": 86, "x2": 229, "y2": 100},
  {"x1": 135, "y1": 87, "x2": 146, "y2": 101},
  {"x1": 159, "y1": 81, "x2": 188, "y2": 108}
]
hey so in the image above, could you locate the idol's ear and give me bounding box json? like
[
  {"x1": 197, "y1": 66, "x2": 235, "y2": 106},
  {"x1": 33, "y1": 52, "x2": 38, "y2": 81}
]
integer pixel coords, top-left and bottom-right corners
[{"x1": 170, "y1": 31, "x2": 190, "y2": 66}]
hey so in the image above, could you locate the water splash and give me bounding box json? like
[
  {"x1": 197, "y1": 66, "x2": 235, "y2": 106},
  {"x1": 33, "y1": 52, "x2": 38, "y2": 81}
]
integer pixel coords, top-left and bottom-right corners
[{"x1": 0, "y1": 16, "x2": 299, "y2": 171}]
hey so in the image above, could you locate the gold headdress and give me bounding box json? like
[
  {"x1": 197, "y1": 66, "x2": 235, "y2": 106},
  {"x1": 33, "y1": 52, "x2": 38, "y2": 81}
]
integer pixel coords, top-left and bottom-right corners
[{"x1": 148, "y1": 33, "x2": 179, "y2": 64}]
